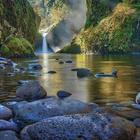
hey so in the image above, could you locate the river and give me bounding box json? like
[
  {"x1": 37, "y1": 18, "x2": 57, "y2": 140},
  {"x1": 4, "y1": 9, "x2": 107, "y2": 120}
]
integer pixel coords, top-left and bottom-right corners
[{"x1": 0, "y1": 54, "x2": 140, "y2": 105}]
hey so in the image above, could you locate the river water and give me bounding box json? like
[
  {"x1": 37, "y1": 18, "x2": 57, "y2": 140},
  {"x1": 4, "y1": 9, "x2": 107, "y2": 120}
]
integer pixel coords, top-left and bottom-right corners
[{"x1": 0, "y1": 54, "x2": 140, "y2": 105}]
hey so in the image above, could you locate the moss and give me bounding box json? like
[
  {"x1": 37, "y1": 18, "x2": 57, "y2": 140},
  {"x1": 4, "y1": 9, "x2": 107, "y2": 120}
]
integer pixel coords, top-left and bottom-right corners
[
  {"x1": 1, "y1": 37, "x2": 34, "y2": 57},
  {"x1": 59, "y1": 43, "x2": 81, "y2": 54},
  {"x1": 71, "y1": 2, "x2": 140, "y2": 54}
]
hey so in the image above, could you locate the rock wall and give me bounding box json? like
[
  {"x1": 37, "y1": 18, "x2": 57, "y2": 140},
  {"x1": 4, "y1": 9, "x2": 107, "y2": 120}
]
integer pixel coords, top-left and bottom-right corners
[{"x1": 0, "y1": 0, "x2": 40, "y2": 57}]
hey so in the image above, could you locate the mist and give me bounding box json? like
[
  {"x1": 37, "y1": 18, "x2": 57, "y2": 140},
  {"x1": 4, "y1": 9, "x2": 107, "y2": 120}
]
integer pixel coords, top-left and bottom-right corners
[{"x1": 47, "y1": 0, "x2": 87, "y2": 52}]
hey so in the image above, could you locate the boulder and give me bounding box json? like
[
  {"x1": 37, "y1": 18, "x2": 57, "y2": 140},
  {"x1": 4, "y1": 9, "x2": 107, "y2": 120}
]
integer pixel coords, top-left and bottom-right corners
[
  {"x1": 0, "y1": 120, "x2": 18, "y2": 132},
  {"x1": 59, "y1": 61, "x2": 64, "y2": 64},
  {"x1": 20, "y1": 112, "x2": 136, "y2": 140},
  {"x1": 133, "y1": 118, "x2": 140, "y2": 128},
  {"x1": 0, "y1": 105, "x2": 13, "y2": 120},
  {"x1": 16, "y1": 81, "x2": 47, "y2": 101},
  {"x1": 13, "y1": 97, "x2": 92, "y2": 127},
  {"x1": 136, "y1": 92, "x2": 140, "y2": 104},
  {"x1": 47, "y1": 71, "x2": 56, "y2": 74},
  {"x1": 77, "y1": 68, "x2": 93, "y2": 78},
  {"x1": 28, "y1": 64, "x2": 42, "y2": 71},
  {"x1": 57, "y1": 90, "x2": 72, "y2": 99},
  {"x1": 65, "y1": 60, "x2": 72, "y2": 63},
  {"x1": 0, "y1": 130, "x2": 19, "y2": 140}
]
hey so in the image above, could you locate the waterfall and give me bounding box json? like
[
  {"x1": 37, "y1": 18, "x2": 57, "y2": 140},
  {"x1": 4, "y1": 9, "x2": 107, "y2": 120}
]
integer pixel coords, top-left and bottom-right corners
[{"x1": 42, "y1": 32, "x2": 48, "y2": 53}]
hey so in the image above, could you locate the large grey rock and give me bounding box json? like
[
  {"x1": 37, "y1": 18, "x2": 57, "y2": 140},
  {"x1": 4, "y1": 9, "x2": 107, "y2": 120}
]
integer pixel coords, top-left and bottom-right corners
[
  {"x1": 16, "y1": 81, "x2": 47, "y2": 101},
  {"x1": 13, "y1": 97, "x2": 92, "y2": 127},
  {"x1": 0, "y1": 130, "x2": 19, "y2": 140},
  {"x1": 20, "y1": 112, "x2": 136, "y2": 140},
  {"x1": 0, "y1": 105, "x2": 13, "y2": 120},
  {"x1": 0, "y1": 120, "x2": 18, "y2": 132},
  {"x1": 133, "y1": 118, "x2": 140, "y2": 128},
  {"x1": 77, "y1": 68, "x2": 93, "y2": 78}
]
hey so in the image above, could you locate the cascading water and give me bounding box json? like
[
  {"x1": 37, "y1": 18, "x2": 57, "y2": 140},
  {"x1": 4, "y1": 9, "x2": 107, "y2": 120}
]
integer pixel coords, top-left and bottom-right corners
[{"x1": 42, "y1": 32, "x2": 48, "y2": 53}]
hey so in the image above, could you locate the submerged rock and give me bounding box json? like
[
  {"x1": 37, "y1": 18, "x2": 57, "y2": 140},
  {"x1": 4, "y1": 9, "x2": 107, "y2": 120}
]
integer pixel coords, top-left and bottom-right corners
[
  {"x1": 0, "y1": 105, "x2": 13, "y2": 120},
  {"x1": 77, "y1": 68, "x2": 93, "y2": 78},
  {"x1": 21, "y1": 112, "x2": 136, "y2": 140},
  {"x1": 0, "y1": 130, "x2": 19, "y2": 140},
  {"x1": 59, "y1": 61, "x2": 64, "y2": 64},
  {"x1": 16, "y1": 81, "x2": 47, "y2": 101},
  {"x1": 47, "y1": 71, "x2": 57, "y2": 74},
  {"x1": 65, "y1": 60, "x2": 73, "y2": 63},
  {"x1": 28, "y1": 64, "x2": 42, "y2": 71},
  {"x1": 13, "y1": 97, "x2": 92, "y2": 127}
]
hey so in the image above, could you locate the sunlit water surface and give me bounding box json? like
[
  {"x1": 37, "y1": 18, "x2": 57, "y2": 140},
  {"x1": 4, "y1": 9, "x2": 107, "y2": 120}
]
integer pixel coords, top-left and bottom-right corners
[{"x1": 0, "y1": 54, "x2": 140, "y2": 105}]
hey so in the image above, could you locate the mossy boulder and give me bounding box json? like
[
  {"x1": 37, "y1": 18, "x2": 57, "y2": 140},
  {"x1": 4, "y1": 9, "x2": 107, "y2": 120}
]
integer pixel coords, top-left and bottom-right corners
[
  {"x1": 1, "y1": 37, "x2": 34, "y2": 57},
  {"x1": 0, "y1": 0, "x2": 40, "y2": 57}
]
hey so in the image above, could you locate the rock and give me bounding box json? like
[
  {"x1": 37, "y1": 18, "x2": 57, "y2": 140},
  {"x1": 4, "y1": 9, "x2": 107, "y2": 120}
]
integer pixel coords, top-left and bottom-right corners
[
  {"x1": 135, "y1": 128, "x2": 140, "y2": 140},
  {"x1": 65, "y1": 60, "x2": 72, "y2": 63},
  {"x1": 132, "y1": 104, "x2": 140, "y2": 110},
  {"x1": 28, "y1": 64, "x2": 42, "y2": 71},
  {"x1": 57, "y1": 90, "x2": 72, "y2": 99},
  {"x1": 0, "y1": 130, "x2": 19, "y2": 140},
  {"x1": 47, "y1": 71, "x2": 56, "y2": 74},
  {"x1": 133, "y1": 118, "x2": 140, "y2": 128},
  {"x1": 71, "y1": 68, "x2": 80, "y2": 71},
  {"x1": 59, "y1": 61, "x2": 64, "y2": 64},
  {"x1": 136, "y1": 92, "x2": 140, "y2": 104},
  {"x1": 17, "y1": 80, "x2": 31, "y2": 86},
  {"x1": 21, "y1": 112, "x2": 136, "y2": 140},
  {"x1": 2, "y1": 102, "x2": 18, "y2": 111},
  {"x1": 0, "y1": 120, "x2": 19, "y2": 132},
  {"x1": 77, "y1": 68, "x2": 93, "y2": 78},
  {"x1": 16, "y1": 81, "x2": 47, "y2": 101},
  {"x1": 112, "y1": 107, "x2": 140, "y2": 120},
  {"x1": 0, "y1": 105, "x2": 13, "y2": 120},
  {"x1": 13, "y1": 97, "x2": 92, "y2": 127}
]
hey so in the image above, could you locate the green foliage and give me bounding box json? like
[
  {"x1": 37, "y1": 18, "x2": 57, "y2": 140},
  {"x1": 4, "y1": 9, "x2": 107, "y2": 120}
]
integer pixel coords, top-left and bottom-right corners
[
  {"x1": 71, "y1": 2, "x2": 140, "y2": 54},
  {"x1": 1, "y1": 37, "x2": 34, "y2": 57},
  {"x1": 59, "y1": 43, "x2": 81, "y2": 54}
]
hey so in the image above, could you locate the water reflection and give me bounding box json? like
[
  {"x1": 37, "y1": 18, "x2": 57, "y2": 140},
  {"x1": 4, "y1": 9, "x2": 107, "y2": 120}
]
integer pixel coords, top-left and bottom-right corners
[{"x1": 0, "y1": 54, "x2": 140, "y2": 104}]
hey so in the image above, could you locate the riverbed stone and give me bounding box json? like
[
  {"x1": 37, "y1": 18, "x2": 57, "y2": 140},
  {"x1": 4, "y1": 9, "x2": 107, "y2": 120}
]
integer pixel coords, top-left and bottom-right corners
[
  {"x1": 0, "y1": 130, "x2": 19, "y2": 140},
  {"x1": 133, "y1": 118, "x2": 140, "y2": 128},
  {"x1": 77, "y1": 68, "x2": 93, "y2": 78},
  {"x1": 16, "y1": 81, "x2": 47, "y2": 101},
  {"x1": 13, "y1": 97, "x2": 92, "y2": 127},
  {"x1": 0, "y1": 105, "x2": 13, "y2": 120},
  {"x1": 20, "y1": 112, "x2": 136, "y2": 140},
  {"x1": 0, "y1": 120, "x2": 19, "y2": 132}
]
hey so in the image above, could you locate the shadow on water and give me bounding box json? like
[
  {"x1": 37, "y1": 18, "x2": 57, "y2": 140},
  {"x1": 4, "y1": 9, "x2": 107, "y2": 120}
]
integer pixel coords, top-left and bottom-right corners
[{"x1": 0, "y1": 54, "x2": 140, "y2": 105}]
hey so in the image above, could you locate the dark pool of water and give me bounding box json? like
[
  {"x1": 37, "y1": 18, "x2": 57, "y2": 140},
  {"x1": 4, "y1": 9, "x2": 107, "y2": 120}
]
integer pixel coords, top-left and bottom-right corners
[{"x1": 0, "y1": 54, "x2": 140, "y2": 105}]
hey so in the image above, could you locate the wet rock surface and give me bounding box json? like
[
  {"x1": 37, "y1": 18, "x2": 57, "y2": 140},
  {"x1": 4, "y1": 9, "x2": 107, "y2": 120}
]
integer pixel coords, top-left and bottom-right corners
[
  {"x1": 0, "y1": 105, "x2": 13, "y2": 120},
  {"x1": 21, "y1": 112, "x2": 136, "y2": 140},
  {"x1": 0, "y1": 120, "x2": 18, "y2": 132},
  {"x1": 0, "y1": 130, "x2": 19, "y2": 140},
  {"x1": 133, "y1": 118, "x2": 140, "y2": 128},
  {"x1": 77, "y1": 68, "x2": 93, "y2": 78},
  {"x1": 12, "y1": 97, "x2": 92, "y2": 127},
  {"x1": 16, "y1": 81, "x2": 47, "y2": 101}
]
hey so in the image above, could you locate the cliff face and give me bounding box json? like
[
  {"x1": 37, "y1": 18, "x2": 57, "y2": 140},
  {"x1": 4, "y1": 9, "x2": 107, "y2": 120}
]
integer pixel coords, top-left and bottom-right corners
[
  {"x1": 0, "y1": 0, "x2": 40, "y2": 57},
  {"x1": 28, "y1": 0, "x2": 68, "y2": 31},
  {"x1": 62, "y1": 0, "x2": 140, "y2": 54}
]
